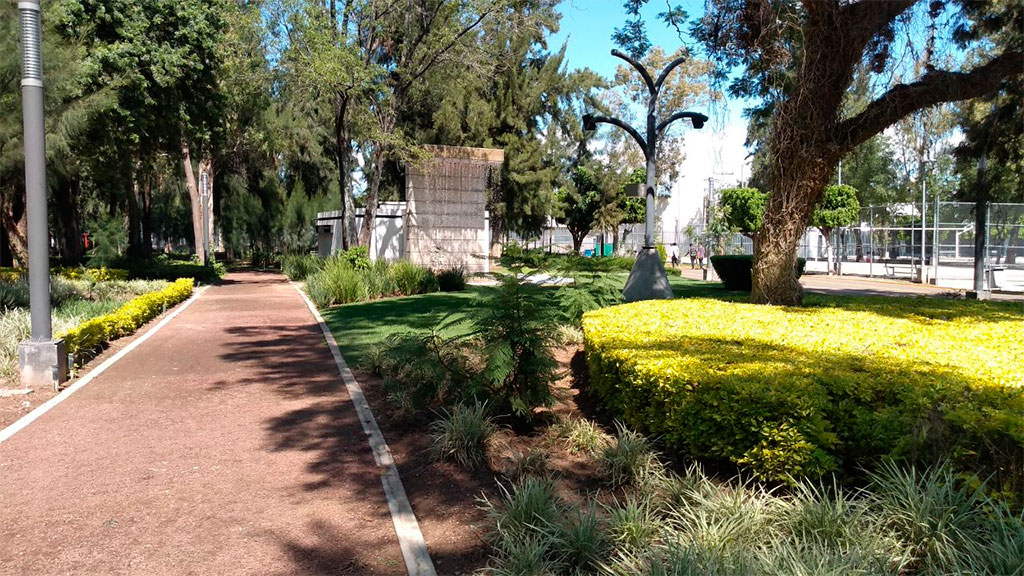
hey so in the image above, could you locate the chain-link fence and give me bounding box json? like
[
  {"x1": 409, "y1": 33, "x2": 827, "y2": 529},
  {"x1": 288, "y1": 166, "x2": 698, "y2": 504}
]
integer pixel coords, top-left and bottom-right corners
[
  {"x1": 805, "y1": 202, "x2": 1024, "y2": 290},
  {"x1": 502, "y1": 202, "x2": 1024, "y2": 291}
]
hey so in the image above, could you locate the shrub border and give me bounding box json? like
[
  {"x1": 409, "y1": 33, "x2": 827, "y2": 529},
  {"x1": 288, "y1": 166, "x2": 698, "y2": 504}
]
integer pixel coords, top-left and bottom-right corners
[{"x1": 59, "y1": 278, "x2": 195, "y2": 357}]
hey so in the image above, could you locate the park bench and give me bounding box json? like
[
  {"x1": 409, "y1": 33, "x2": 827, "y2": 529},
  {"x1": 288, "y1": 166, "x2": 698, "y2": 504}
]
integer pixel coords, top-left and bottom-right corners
[{"x1": 884, "y1": 261, "x2": 917, "y2": 279}]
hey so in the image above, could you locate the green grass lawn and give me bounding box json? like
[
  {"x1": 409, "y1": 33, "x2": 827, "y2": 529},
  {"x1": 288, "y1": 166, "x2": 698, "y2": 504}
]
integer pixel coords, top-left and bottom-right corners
[{"x1": 320, "y1": 274, "x2": 742, "y2": 365}]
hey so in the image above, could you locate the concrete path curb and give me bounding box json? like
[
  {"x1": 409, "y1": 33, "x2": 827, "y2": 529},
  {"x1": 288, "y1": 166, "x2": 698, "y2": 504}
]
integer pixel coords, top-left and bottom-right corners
[{"x1": 294, "y1": 284, "x2": 437, "y2": 576}]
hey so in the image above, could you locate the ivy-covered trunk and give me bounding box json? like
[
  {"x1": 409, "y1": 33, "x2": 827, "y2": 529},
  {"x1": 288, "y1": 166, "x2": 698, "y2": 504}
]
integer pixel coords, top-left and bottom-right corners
[{"x1": 752, "y1": 154, "x2": 835, "y2": 305}]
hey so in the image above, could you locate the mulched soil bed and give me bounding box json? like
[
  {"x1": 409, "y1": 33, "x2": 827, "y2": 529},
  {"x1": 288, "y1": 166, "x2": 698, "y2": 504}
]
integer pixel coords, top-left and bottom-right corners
[{"x1": 354, "y1": 344, "x2": 604, "y2": 576}]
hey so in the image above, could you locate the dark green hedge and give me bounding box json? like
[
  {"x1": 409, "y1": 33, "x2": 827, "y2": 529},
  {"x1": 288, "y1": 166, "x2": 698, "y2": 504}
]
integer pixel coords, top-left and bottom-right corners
[{"x1": 710, "y1": 255, "x2": 806, "y2": 291}]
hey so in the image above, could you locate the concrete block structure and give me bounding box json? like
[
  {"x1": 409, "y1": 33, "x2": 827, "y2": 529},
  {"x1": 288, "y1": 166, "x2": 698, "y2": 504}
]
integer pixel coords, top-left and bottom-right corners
[
  {"x1": 405, "y1": 145, "x2": 501, "y2": 274},
  {"x1": 316, "y1": 145, "x2": 501, "y2": 274}
]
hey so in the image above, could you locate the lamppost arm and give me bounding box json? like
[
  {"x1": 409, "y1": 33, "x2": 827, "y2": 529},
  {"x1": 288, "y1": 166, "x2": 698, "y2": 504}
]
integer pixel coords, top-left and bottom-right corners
[
  {"x1": 584, "y1": 114, "x2": 649, "y2": 160},
  {"x1": 657, "y1": 111, "x2": 708, "y2": 135},
  {"x1": 654, "y1": 56, "x2": 687, "y2": 92},
  {"x1": 611, "y1": 49, "x2": 655, "y2": 95}
]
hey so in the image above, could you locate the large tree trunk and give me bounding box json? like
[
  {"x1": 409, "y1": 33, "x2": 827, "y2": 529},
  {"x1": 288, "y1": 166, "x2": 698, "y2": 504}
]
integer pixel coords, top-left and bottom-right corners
[
  {"x1": 181, "y1": 139, "x2": 205, "y2": 264},
  {"x1": 0, "y1": 184, "x2": 28, "y2": 267},
  {"x1": 127, "y1": 162, "x2": 144, "y2": 258},
  {"x1": 200, "y1": 156, "x2": 215, "y2": 257},
  {"x1": 752, "y1": 164, "x2": 834, "y2": 305},
  {"x1": 54, "y1": 177, "x2": 84, "y2": 265},
  {"x1": 334, "y1": 95, "x2": 351, "y2": 251},
  {"x1": 141, "y1": 172, "x2": 153, "y2": 257},
  {"x1": 358, "y1": 146, "x2": 384, "y2": 247},
  {"x1": 571, "y1": 230, "x2": 585, "y2": 253}
]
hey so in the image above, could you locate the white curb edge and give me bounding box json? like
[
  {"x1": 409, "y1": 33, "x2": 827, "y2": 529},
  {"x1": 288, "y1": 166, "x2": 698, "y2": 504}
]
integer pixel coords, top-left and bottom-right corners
[
  {"x1": 292, "y1": 284, "x2": 437, "y2": 576},
  {"x1": 0, "y1": 286, "x2": 208, "y2": 446}
]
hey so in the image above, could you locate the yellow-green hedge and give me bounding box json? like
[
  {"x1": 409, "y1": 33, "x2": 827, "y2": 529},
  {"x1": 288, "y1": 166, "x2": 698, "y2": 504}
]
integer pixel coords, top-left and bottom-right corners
[
  {"x1": 0, "y1": 267, "x2": 23, "y2": 282},
  {"x1": 59, "y1": 278, "x2": 194, "y2": 355},
  {"x1": 0, "y1": 266, "x2": 129, "y2": 283},
  {"x1": 53, "y1": 267, "x2": 130, "y2": 281},
  {"x1": 583, "y1": 297, "x2": 1024, "y2": 486}
]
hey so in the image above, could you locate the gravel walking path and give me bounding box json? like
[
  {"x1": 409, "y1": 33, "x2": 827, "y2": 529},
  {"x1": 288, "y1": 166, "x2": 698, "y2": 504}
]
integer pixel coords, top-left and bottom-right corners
[{"x1": 0, "y1": 272, "x2": 405, "y2": 576}]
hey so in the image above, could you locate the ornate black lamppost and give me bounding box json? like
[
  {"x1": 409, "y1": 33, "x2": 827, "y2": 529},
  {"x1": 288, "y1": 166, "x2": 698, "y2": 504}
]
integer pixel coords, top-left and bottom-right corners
[{"x1": 583, "y1": 49, "x2": 707, "y2": 301}]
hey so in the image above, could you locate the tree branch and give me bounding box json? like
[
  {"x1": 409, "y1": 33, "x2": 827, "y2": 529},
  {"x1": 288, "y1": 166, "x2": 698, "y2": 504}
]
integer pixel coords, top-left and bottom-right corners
[
  {"x1": 833, "y1": 51, "x2": 1024, "y2": 152},
  {"x1": 836, "y1": 0, "x2": 915, "y2": 44}
]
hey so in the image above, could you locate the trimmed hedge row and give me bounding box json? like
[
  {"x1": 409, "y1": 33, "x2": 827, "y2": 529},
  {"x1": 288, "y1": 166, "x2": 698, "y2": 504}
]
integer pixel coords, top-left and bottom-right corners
[
  {"x1": 60, "y1": 278, "x2": 194, "y2": 355},
  {"x1": 710, "y1": 254, "x2": 806, "y2": 291},
  {"x1": 582, "y1": 297, "x2": 1024, "y2": 487},
  {"x1": 0, "y1": 266, "x2": 130, "y2": 283}
]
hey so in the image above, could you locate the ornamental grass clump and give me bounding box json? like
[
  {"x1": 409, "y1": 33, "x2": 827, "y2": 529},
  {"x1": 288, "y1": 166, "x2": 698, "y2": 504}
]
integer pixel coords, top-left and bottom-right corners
[
  {"x1": 482, "y1": 430, "x2": 1022, "y2": 576},
  {"x1": 582, "y1": 296, "x2": 1024, "y2": 487},
  {"x1": 429, "y1": 402, "x2": 496, "y2": 470},
  {"x1": 304, "y1": 256, "x2": 438, "y2": 307},
  {"x1": 557, "y1": 417, "x2": 611, "y2": 455},
  {"x1": 601, "y1": 421, "x2": 661, "y2": 488}
]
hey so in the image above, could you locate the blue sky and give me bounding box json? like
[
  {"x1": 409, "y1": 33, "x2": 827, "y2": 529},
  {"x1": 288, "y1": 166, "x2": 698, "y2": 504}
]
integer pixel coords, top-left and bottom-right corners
[{"x1": 549, "y1": 0, "x2": 695, "y2": 79}]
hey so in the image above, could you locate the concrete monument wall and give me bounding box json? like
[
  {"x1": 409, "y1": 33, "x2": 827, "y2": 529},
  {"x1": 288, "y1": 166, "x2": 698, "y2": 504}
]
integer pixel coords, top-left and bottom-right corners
[{"x1": 405, "y1": 145, "x2": 501, "y2": 274}]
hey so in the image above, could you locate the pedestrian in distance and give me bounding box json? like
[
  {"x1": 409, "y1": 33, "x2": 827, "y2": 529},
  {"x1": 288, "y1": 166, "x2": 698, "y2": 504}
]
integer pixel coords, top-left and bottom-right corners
[
  {"x1": 670, "y1": 243, "x2": 679, "y2": 267},
  {"x1": 696, "y1": 243, "x2": 706, "y2": 270},
  {"x1": 688, "y1": 243, "x2": 696, "y2": 269}
]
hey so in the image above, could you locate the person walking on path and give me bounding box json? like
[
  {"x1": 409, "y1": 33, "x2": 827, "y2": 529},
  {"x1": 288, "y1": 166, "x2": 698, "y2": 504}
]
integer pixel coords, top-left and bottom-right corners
[
  {"x1": 697, "y1": 243, "x2": 706, "y2": 270},
  {"x1": 688, "y1": 243, "x2": 697, "y2": 269},
  {"x1": 670, "y1": 243, "x2": 679, "y2": 267}
]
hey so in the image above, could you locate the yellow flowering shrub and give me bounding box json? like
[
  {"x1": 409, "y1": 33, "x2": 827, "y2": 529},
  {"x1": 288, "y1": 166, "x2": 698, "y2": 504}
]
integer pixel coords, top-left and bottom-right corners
[
  {"x1": 0, "y1": 267, "x2": 23, "y2": 282},
  {"x1": 1, "y1": 267, "x2": 129, "y2": 282},
  {"x1": 583, "y1": 296, "x2": 1024, "y2": 485},
  {"x1": 53, "y1": 267, "x2": 130, "y2": 281},
  {"x1": 60, "y1": 278, "x2": 194, "y2": 355}
]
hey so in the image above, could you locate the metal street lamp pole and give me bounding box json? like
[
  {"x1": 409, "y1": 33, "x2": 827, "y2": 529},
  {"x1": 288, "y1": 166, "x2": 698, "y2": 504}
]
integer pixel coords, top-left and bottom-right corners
[
  {"x1": 583, "y1": 49, "x2": 707, "y2": 301},
  {"x1": 18, "y1": 0, "x2": 67, "y2": 389},
  {"x1": 21, "y1": 0, "x2": 49, "y2": 341},
  {"x1": 200, "y1": 171, "x2": 210, "y2": 266}
]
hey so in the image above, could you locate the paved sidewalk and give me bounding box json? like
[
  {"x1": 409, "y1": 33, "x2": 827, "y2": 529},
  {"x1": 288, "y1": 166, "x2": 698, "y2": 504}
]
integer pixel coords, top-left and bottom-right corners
[
  {"x1": 675, "y1": 266, "x2": 1024, "y2": 300},
  {"x1": 0, "y1": 272, "x2": 404, "y2": 576}
]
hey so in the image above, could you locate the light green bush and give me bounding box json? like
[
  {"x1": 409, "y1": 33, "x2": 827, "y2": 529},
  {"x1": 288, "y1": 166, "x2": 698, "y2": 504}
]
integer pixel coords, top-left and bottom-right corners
[
  {"x1": 304, "y1": 256, "x2": 438, "y2": 308},
  {"x1": 59, "y1": 278, "x2": 194, "y2": 355},
  {"x1": 583, "y1": 297, "x2": 1024, "y2": 485},
  {"x1": 281, "y1": 253, "x2": 324, "y2": 281}
]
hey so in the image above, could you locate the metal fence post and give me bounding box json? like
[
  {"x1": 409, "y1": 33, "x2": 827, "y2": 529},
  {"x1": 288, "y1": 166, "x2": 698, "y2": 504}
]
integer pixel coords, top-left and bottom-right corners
[{"x1": 933, "y1": 196, "x2": 940, "y2": 284}]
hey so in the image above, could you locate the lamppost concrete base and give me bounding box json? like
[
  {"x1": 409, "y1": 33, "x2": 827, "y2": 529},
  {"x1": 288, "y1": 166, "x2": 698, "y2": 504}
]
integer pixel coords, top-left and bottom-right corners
[
  {"x1": 18, "y1": 339, "x2": 68, "y2": 391},
  {"x1": 623, "y1": 248, "x2": 675, "y2": 302}
]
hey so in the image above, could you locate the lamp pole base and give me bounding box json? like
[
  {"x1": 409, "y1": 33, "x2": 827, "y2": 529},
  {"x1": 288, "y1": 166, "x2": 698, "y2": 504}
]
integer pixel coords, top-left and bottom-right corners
[
  {"x1": 18, "y1": 339, "x2": 68, "y2": 391},
  {"x1": 623, "y1": 247, "x2": 675, "y2": 302}
]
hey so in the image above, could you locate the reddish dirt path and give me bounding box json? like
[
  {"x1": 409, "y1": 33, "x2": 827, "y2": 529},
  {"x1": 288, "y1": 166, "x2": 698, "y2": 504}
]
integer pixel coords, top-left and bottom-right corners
[{"x1": 0, "y1": 272, "x2": 405, "y2": 576}]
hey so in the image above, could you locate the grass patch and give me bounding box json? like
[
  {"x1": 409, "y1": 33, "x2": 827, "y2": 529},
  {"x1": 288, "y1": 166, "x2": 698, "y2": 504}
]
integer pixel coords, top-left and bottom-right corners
[
  {"x1": 320, "y1": 273, "x2": 733, "y2": 367},
  {"x1": 321, "y1": 287, "x2": 487, "y2": 366}
]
